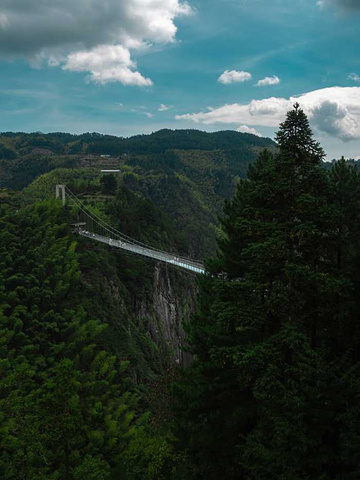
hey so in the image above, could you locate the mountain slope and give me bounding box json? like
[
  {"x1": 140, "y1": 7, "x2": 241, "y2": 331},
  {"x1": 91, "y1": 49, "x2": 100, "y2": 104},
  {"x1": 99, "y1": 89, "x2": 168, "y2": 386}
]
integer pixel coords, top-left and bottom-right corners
[{"x1": 1, "y1": 129, "x2": 276, "y2": 257}]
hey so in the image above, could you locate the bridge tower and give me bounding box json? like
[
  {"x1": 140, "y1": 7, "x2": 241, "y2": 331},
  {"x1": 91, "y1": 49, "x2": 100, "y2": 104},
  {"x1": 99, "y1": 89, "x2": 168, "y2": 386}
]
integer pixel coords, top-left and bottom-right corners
[{"x1": 55, "y1": 185, "x2": 66, "y2": 205}]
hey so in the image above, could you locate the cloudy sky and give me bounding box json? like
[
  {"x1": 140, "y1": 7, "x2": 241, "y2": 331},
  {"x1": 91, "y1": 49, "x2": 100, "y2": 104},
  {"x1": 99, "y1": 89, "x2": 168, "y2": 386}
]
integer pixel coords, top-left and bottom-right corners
[{"x1": 1, "y1": 0, "x2": 360, "y2": 159}]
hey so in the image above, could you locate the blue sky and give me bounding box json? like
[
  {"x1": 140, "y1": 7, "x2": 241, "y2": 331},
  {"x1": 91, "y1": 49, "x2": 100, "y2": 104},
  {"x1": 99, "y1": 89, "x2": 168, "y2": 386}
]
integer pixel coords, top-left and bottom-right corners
[{"x1": 0, "y1": 0, "x2": 360, "y2": 159}]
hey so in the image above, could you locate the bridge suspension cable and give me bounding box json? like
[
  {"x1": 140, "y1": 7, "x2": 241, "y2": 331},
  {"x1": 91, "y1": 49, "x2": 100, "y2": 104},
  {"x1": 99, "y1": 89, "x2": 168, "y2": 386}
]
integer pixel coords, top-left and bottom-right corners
[{"x1": 60, "y1": 185, "x2": 205, "y2": 275}]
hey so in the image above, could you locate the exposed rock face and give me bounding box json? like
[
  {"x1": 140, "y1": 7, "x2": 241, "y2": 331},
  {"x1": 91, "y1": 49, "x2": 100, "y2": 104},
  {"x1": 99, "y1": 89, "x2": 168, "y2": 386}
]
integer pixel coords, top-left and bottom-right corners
[
  {"x1": 138, "y1": 264, "x2": 197, "y2": 367},
  {"x1": 154, "y1": 265, "x2": 196, "y2": 366},
  {"x1": 81, "y1": 247, "x2": 197, "y2": 372}
]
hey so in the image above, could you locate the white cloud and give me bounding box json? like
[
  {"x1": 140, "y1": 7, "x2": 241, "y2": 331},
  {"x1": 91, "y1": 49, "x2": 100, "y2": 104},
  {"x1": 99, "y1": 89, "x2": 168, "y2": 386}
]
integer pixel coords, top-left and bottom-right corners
[
  {"x1": 63, "y1": 45, "x2": 152, "y2": 86},
  {"x1": 218, "y1": 70, "x2": 252, "y2": 84},
  {"x1": 130, "y1": 106, "x2": 154, "y2": 117},
  {"x1": 0, "y1": 13, "x2": 9, "y2": 29},
  {"x1": 236, "y1": 125, "x2": 262, "y2": 137},
  {"x1": 255, "y1": 75, "x2": 280, "y2": 87},
  {"x1": 310, "y1": 100, "x2": 359, "y2": 141},
  {"x1": 175, "y1": 86, "x2": 360, "y2": 141},
  {"x1": 176, "y1": 97, "x2": 289, "y2": 127},
  {"x1": 0, "y1": 0, "x2": 193, "y2": 86},
  {"x1": 158, "y1": 103, "x2": 172, "y2": 111},
  {"x1": 349, "y1": 73, "x2": 360, "y2": 82}
]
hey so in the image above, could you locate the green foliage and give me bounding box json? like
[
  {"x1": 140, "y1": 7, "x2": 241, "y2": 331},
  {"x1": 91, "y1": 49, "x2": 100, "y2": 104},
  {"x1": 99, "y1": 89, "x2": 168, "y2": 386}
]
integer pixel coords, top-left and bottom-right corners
[
  {"x1": 0, "y1": 128, "x2": 276, "y2": 258},
  {"x1": 23, "y1": 168, "x2": 101, "y2": 202},
  {"x1": 173, "y1": 105, "x2": 360, "y2": 479},
  {"x1": 0, "y1": 155, "x2": 76, "y2": 190},
  {"x1": 120, "y1": 414, "x2": 185, "y2": 480},
  {"x1": 0, "y1": 185, "x2": 199, "y2": 478},
  {"x1": 0, "y1": 201, "x2": 137, "y2": 479},
  {"x1": 5, "y1": 114, "x2": 360, "y2": 479},
  {"x1": 108, "y1": 183, "x2": 188, "y2": 254},
  {"x1": 120, "y1": 170, "x2": 216, "y2": 257},
  {"x1": 100, "y1": 174, "x2": 117, "y2": 194},
  {"x1": 0, "y1": 143, "x2": 17, "y2": 159},
  {"x1": 275, "y1": 102, "x2": 325, "y2": 160},
  {"x1": 86, "y1": 129, "x2": 274, "y2": 156}
]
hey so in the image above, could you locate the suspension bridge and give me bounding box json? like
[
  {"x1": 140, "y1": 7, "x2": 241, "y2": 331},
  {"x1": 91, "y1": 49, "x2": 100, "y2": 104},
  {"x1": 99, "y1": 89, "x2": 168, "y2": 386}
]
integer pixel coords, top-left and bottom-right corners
[{"x1": 56, "y1": 185, "x2": 205, "y2": 275}]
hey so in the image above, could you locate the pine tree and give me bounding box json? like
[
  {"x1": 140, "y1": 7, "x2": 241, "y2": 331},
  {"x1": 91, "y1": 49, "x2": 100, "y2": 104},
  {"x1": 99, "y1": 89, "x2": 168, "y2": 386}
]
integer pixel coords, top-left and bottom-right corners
[
  {"x1": 173, "y1": 105, "x2": 360, "y2": 479},
  {"x1": 276, "y1": 102, "x2": 325, "y2": 160}
]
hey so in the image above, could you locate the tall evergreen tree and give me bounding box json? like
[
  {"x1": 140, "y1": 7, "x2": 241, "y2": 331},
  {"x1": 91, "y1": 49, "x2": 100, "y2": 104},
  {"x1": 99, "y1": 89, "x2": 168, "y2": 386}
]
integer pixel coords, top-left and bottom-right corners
[{"x1": 173, "y1": 105, "x2": 360, "y2": 479}]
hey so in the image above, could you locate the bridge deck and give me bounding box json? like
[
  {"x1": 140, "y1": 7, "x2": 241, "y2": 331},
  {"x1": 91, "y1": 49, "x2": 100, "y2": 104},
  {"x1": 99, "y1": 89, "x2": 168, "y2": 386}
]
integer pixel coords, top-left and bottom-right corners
[{"x1": 79, "y1": 231, "x2": 205, "y2": 274}]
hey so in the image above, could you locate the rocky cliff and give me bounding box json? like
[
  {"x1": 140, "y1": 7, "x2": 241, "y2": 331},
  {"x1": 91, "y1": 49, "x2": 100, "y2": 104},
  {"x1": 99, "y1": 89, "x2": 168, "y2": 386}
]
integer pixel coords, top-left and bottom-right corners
[{"x1": 78, "y1": 239, "x2": 197, "y2": 381}]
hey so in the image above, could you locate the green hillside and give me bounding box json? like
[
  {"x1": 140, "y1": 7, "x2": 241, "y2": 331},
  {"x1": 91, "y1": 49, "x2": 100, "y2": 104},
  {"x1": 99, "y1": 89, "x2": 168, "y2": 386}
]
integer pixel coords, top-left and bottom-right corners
[
  {"x1": 0, "y1": 129, "x2": 276, "y2": 257},
  {"x1": 0, "y1": 191, "x2": 194, "y2": 479},
  {"x1": 3, "y1": 107, "x2": 360, "y2": 479},
  {"x1": 0, "y1": 128, "x2": 274, "y2": 156}
]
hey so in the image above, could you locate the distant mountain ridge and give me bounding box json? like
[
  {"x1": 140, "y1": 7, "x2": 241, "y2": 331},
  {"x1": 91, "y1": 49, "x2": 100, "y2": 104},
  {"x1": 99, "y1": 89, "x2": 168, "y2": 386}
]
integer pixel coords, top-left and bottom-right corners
[{"x1": 0, "y1": 128, "x2": 275, "y2": 157}]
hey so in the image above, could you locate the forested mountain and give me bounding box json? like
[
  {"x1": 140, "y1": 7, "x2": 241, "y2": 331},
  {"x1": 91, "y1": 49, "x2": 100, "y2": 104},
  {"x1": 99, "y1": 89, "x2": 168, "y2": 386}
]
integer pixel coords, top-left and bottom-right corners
[
  {"x1": 0, "y1": 186, "x2": 195, "y2": 479},
  {"x1": 0, "y1": 128, "x2": 274, "y2": 478},
  {"x1": 0, "y1": 128, "x2": 274, "y2": 157},
  {"x1": 2, "y1": 115, "x2": 360, "y2": 479},
  {"x1": 0, "y1": 129, "x2": 275, "y2": 257}
]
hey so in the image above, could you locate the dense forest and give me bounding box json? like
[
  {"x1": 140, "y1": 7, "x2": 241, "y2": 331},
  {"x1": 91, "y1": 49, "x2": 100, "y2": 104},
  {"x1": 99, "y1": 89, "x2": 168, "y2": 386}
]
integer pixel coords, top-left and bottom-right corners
[
  {"x1": 1, "y1": 128, "x2": 357, "y2": 257},
  {"x1": 0, "y1": 129, "x2": 275, "y2": 258},
  {"x1": 2, "y1": 111, "x2": 360, "y2": 478},
  {"x1": 0, "y1": 186, "x2": 193, "y2": 479},
  {"x1": 0, "y1": 128, "x2": 273, "y2": 157},
  {"x1": 173, "y1": 105, "x2": 360, "y2": 479}
]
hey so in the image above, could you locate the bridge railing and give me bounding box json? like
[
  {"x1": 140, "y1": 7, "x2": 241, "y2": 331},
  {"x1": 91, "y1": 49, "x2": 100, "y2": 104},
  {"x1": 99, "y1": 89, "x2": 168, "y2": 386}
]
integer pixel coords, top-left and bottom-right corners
[{"x1": 58, "y1": 185, "x2": 205, "y2": 275}]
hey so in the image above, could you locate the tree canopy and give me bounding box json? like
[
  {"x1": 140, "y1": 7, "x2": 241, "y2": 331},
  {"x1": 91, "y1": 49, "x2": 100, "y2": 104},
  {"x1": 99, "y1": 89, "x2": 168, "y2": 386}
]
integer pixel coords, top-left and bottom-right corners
[
  {"x1": 173, "y1": 104, "x2": 360, "y2": 479},
  {"x1": 2, "y1": 105, "x2": 360, "y2": 479}
]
